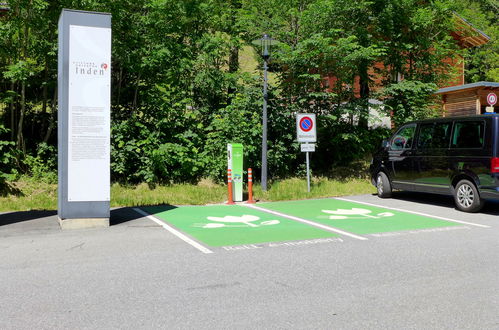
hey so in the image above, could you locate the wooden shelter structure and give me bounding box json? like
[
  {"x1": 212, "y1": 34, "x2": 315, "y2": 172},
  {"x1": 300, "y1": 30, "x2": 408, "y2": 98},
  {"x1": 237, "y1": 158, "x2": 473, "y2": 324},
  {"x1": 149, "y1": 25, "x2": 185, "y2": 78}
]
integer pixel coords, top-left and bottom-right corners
[
  {"x1": 436, "y1": 82, "x2": 499, "y2": 117},
  {"x1": 0, "y1": 2, "x2": 9, "y2": 14}
]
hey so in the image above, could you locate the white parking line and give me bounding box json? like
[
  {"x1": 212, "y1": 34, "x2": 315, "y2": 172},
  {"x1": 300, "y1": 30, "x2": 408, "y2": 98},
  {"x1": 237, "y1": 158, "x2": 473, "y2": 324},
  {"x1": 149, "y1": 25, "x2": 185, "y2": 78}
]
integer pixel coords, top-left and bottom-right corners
[
  {"x1": 243, "y1": 204, "x2": 368, "y2": 241},
  {"x1": 132, "y1": 208, "x2": 214, "y2": 254},
  {"x1": 335, "y1": 198, "x2": 491, "y2": 228}
]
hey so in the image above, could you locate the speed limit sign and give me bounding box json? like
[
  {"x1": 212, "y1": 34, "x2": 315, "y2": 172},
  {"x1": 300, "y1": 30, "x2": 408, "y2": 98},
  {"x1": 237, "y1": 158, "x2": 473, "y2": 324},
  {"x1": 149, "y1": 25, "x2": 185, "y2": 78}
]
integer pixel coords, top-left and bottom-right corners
[{"x1": 487, "y1": 93, "x2": 497, "y2": 106}]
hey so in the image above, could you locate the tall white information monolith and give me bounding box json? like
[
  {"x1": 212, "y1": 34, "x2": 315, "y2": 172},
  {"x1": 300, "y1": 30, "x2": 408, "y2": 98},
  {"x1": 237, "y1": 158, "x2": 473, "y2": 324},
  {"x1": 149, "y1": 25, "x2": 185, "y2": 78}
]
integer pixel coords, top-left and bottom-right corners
[{"x1": 58, "y1": 9, "x2": 111, "y2": 229}]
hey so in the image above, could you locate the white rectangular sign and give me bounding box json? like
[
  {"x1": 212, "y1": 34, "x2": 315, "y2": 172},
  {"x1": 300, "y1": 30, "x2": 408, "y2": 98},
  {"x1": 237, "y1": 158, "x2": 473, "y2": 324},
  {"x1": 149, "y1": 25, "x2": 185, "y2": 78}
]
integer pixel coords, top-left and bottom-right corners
[
  {"x1": 296, "y1": 113, "x2": 317, "y2": 142},
  {"x1": 301, "y1": 143, "x2": 315, "y2": 152},
  {"x1": 67, "y1": 25, "x2": 111, "y2": 202}
]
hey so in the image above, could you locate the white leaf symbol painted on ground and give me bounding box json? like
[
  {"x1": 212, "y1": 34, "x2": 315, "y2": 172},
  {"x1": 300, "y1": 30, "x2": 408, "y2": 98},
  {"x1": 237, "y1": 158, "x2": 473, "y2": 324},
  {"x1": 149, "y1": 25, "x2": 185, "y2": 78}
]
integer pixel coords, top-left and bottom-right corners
[
  {"x1": 321, "y1": 208, "x2": 395, "y2": 220},
  {"x1": 260, "y1": 220, "x2": 280, "y2": 226},
  {"x1": 207, "y1": 215, "x2": 260, "y2": 223},
  {"x1": 322, "y1": 208, "x2": 372, "y2": 215},
  {"x1": 202, "y1": 223, "x2": 226, "y2": 228},
  {"x1": 201, "y1": 215, "x2": 280, "y2": 228}
]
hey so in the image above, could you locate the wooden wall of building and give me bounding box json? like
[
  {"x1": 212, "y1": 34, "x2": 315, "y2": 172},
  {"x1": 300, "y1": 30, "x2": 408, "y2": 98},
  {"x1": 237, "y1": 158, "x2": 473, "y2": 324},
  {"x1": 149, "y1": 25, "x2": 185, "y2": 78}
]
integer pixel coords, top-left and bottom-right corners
[
  {"x1": 443, "y1": 90, "x2": 478, "y2": 117},
  {"x1": 442, "y1": 87, "x2": 498, "y2": 117}
]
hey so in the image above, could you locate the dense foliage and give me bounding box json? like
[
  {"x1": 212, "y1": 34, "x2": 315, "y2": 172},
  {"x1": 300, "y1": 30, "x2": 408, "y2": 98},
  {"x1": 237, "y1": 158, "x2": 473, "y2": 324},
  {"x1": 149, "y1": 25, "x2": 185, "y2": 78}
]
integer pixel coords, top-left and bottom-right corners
[{"x1": 0, "y1": 0, "x2": 496, "y2": 185}]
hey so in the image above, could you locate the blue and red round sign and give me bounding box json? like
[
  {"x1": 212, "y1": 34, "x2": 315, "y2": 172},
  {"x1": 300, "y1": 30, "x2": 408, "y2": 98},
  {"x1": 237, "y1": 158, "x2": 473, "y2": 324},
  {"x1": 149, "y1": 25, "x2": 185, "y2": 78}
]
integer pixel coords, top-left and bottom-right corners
[
  {"x1": 487, "y1": 93, "x2": 497, "y2": 106},
  {"x1": 299, "y1": 116, "x2": 313, "y2": 132}
]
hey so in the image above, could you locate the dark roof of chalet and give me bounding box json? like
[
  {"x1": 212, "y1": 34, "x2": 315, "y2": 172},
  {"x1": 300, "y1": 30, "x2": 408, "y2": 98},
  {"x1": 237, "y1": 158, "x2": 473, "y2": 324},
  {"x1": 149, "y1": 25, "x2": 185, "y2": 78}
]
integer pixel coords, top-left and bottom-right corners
[
  {"x1": 453, "y1": 13, "x2": 491, "y2": 48},
  {"x1": 435, "y1": 81, "x2": 499, "y2": 94},
  {"x1": 0, "y1": 2, "x2": 9, "y2": 11}
]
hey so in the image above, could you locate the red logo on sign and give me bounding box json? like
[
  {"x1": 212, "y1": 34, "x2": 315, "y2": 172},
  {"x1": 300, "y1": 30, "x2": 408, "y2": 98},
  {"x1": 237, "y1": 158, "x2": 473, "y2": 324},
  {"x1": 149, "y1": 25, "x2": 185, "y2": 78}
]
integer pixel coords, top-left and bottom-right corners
[
  {"x1": 101, "y1": 63, "x2": 108, "y2": 70},
  {"x1": 487, "y1": 93, "x2": 497, "y2": 106},
  {"x1": 299, "y1": 117, "x2": 313, "y2": 132}
]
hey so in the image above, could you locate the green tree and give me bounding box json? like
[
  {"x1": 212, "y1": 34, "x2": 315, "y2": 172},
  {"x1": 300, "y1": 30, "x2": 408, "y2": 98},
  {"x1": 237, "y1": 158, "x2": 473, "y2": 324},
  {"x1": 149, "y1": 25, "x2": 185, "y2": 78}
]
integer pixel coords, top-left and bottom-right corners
[
  {"x1": 453, "y1": 0, "x2": 498, "y2": 82},
  {"x1": 381, "y1": 80, "x2": 440, "y2": 127}
]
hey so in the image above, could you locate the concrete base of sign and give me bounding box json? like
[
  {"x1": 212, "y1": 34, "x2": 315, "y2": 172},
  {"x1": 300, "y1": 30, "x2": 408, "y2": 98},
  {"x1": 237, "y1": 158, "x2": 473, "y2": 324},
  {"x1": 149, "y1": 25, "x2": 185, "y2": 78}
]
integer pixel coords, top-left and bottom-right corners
[{"x1": 58, "y1": 217, "x2": 109, "y2": 230}]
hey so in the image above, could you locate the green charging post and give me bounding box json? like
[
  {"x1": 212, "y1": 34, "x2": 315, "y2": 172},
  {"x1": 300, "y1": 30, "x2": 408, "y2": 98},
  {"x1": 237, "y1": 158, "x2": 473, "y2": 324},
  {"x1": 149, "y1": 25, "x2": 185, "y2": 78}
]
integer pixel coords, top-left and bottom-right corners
[{"x1": 227, "y1": 143, "x2": 244, "y2": 202}]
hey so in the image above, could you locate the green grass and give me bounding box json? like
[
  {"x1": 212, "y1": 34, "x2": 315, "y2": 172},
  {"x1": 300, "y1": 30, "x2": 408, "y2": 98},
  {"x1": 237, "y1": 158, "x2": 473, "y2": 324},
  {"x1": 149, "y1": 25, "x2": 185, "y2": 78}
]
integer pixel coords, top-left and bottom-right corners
[
  {"x1": 110, "y1": 180, "x2": 227, "y2": 207},
  {"x1": 239, "y1": 45, "x2": 279, "y2": 86},
  {"x1": 0, "y1": 177, "x2": 375, "y2": 212},
  {"x1": 254, "y1": 177, "x2": 375, "y2": 202},
  {"x1": 0, "y1": 179, "x2": 58, "y2": 212}
]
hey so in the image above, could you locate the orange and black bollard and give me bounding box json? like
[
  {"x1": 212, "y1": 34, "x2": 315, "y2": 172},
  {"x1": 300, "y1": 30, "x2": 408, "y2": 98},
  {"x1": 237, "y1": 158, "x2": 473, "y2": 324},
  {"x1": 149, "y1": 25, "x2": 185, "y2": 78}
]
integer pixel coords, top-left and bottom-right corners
[
  {"x1": 227, "y1": 169, "x2": 235, "y2": 205},
  {"x1": 246, "y1": 168, "x2": 255, "y2": 204}
]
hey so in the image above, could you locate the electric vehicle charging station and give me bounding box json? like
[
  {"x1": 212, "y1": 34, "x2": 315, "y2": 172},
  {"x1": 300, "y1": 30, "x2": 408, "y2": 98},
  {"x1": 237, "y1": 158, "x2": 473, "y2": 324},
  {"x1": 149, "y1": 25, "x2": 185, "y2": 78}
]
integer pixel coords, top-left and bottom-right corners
[{"x1": 227, "y1": 143, "x2": 244, "y2": 202}]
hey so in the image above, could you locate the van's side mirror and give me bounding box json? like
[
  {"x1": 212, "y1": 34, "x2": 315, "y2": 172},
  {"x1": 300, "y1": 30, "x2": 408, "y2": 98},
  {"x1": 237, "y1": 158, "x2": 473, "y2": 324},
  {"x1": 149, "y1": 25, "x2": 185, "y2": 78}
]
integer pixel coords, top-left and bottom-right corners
[{"x1": 381, "y1": 139, "x2": 390, "y2": 149}]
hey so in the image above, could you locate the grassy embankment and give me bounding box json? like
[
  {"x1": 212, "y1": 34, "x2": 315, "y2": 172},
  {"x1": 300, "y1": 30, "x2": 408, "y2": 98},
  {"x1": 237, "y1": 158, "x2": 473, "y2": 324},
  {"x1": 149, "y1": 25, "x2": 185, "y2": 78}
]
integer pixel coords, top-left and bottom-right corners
[{"x1": 0, "y1": 175, "x2": 375, "y2": 212}]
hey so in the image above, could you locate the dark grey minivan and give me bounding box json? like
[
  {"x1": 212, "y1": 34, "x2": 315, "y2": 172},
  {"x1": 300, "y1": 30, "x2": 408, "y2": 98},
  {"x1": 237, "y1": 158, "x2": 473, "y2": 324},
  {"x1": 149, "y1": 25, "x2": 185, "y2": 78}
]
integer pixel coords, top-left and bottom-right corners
[{"x1": 370, "y1": 114, "x2": 499, "y2": 212}]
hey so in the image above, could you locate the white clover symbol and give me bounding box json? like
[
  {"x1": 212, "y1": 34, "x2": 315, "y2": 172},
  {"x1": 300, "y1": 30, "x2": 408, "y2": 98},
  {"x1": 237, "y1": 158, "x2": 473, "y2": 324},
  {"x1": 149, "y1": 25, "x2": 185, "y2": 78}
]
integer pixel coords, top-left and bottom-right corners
[
  {"x1": 197, "y1": 215, "x2": 280, "y2": 229},
  {"x1": 322, "y1": 208, "x2": 394, "y2": 220}
]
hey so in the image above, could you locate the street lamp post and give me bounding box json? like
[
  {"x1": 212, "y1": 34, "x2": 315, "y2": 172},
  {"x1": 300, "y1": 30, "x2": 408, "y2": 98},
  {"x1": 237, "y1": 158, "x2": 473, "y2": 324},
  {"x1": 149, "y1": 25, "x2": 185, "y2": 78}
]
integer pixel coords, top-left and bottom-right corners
[{"x1": 252, "y1": 34, "x2": 277, "y2": 191}]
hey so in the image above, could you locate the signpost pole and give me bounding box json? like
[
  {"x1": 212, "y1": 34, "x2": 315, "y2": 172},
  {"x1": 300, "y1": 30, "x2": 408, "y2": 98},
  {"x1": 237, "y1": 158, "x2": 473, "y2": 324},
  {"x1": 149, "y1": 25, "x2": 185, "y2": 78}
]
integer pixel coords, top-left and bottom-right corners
[
  {"x1": 261, "y1": 55, "x2": 268, "y2": 191},
  {"x1": 306, "y1": 144, "x2": 310, "y2": 193}
]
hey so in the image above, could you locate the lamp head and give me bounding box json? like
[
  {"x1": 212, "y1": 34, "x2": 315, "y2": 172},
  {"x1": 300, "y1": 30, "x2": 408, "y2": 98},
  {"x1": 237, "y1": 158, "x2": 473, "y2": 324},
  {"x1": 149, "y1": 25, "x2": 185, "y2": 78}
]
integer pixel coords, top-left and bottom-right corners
[{"x1": 251, "y1": 34, "x2": 279, "y2": 60}]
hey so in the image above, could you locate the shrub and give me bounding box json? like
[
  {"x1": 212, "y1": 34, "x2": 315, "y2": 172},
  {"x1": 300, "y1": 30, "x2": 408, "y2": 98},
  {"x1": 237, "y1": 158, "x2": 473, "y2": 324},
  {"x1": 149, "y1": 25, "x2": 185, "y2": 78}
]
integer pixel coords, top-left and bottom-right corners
[
  {"x1": 0, "y1": 124, "x2": 16, "y2": 188},
  {"x1": 22, "y1": 142, "x2": 57, "y2": 183}
]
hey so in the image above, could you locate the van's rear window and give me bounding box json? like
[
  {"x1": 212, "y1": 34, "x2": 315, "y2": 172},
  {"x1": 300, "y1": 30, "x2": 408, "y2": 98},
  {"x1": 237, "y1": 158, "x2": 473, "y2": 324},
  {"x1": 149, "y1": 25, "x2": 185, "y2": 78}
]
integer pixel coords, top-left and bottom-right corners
[{"x1": 451, "y1": 121, "x2": 485, "y2": 149}]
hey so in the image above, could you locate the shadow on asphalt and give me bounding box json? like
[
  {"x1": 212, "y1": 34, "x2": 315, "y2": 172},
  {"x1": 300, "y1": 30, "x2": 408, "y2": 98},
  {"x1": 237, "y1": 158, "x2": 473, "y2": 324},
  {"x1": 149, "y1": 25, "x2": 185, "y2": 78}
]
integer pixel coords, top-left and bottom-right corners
[
  {"x1": 110, "y1": 205, "x2": 178, "y2": 225},
  {"x1": 0, "y1": 210, "x2": 57, "y2": 227},
  {"x1": 0, "y1": 206, "x2": 177, "y2": 228},
  {"x1": 110, "y1": 206, "x2": 179, "y2": 226},
  {"x1": 110, "y1": 207, "x2": 144, "y2": 226},
  {"x1": 373, "y1": 191, "x2": 499, "y2": 216}
]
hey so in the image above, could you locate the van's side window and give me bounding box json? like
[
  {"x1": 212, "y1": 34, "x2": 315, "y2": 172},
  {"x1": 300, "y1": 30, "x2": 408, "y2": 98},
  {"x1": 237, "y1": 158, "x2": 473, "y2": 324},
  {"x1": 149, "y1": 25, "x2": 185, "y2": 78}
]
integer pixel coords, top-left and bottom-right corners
[
  {"x1": 391, "y1": 124, "x2": 416, "y2": 151},
  {"x1": 417, "y1": 122, "x2": 452, "y2": 149},
  {"x1": 451, "y1": 121, "x2": 485, "y2": 149},
  {"x1": 418, "y1": 124, "x2": 433, "y2": 149}
]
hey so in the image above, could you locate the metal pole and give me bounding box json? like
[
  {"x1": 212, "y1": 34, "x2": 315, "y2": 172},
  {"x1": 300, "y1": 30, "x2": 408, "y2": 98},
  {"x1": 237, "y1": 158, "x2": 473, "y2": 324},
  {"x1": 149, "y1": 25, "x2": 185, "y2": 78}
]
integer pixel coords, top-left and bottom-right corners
[
  {"x1": 306, "y1": 149, "x2": 310, "y2": 193},
  {"x1": 261, "y1": 55, "x2": 268, "y2": 191}
]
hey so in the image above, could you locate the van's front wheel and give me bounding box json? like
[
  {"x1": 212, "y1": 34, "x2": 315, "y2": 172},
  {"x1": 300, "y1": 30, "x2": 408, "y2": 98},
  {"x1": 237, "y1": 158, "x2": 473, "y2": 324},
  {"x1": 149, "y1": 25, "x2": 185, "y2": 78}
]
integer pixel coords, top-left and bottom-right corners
[
  {"x1": 376, "y1": 172, "x2": 392, "y2": 198},
  {"x1": 454, "y1": 179, "x2": 483, "y2": 212}
]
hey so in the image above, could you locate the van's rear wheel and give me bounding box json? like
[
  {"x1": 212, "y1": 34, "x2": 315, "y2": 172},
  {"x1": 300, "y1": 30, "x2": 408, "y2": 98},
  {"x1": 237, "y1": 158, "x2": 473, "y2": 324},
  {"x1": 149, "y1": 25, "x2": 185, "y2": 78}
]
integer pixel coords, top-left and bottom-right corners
[
  {"x1": 454, "y1": 179, "x2": 483, "y2": 212},
  {"x1": 376, "y1": 172, "x2": 392, "y2": 198}
]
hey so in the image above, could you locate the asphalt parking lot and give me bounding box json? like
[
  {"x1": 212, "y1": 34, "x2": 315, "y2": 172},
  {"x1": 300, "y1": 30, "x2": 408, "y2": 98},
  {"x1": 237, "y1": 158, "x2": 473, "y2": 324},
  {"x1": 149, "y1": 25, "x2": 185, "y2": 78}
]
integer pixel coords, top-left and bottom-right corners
[{"x1": 1, "y1": 193, "x2": 499, "y2": 329}]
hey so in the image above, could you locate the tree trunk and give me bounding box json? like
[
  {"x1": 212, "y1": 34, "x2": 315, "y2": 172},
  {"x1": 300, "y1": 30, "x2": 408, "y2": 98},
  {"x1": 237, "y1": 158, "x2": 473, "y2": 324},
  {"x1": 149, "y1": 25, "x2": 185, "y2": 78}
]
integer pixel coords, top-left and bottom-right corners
[
  {"x1": 41, "y1": 63, "x2": 48, "y2": 114},
  {"x1": 227, "y1": 45, "x2": 239, "y2": 99},
  {"x1": 116, "y1": 66, "x2": 123, "y2": 107},
  {"x1": 408, "y1": 53, "x2": 414, "y2": 79},
  {"x1": 43, "y1": 88, "x2": 57, "y2": 143},
  {"x1": 9, "y1": 81, "x2": 15, "y2": 141},
  {"x1": 133, "y1": 72, "x2": 141, "y2": 110},
  {"x1": 40, "y1": 62, "x2": 49, "y2": 140},
  {"x1": 358, "y1": 63, "x2": 370, "y2": 129},
  {"x1": 16, "y1": 0, "x2": 31, "y2": 153},
  {"x1": 17, "y1": 81, "x2": 26, "y2": 153}
]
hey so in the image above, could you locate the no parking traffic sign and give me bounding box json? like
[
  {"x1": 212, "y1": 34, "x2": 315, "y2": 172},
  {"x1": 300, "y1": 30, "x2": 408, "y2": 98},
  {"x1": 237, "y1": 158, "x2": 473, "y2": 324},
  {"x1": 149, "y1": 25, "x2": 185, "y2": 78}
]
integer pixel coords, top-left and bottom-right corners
[
  {"x1": 296, "y1": 113, "x2": 316, "y2": 142},
  {"x1": 487, "y1": 93, "x2": 497, "y2": 106}
]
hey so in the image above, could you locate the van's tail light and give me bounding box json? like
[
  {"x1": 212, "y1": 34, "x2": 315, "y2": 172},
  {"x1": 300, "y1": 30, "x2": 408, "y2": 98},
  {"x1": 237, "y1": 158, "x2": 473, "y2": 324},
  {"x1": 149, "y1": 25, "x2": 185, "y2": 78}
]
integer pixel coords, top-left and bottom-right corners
[{"x1": 491, "y1": 157, "x2": 499, "y2": 173}]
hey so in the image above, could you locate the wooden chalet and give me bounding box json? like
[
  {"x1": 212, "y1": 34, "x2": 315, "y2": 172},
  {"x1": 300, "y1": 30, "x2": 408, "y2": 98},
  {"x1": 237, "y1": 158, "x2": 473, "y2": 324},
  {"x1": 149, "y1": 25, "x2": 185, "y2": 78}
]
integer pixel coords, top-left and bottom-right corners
[
  {"x1": 320, "y1": 14, "x2": 493, "y2": 126},
  {"x1": 436, "y1": 82, "x2": 499, "y2": 117},
  {"x1": 322, "y1": 14, "x2": 490, "y2": 97}
]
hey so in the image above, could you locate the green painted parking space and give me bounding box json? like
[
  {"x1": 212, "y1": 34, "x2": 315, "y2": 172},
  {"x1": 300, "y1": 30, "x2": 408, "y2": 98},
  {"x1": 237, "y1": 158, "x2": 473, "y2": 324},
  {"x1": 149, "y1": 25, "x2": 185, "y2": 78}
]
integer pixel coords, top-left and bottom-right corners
[
  {"x1": 143, "y1": 205, "x2": 338, "y2": 247},
  {"x1": 259, "y1": 199, "x2": 462, "y2": 235}
]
